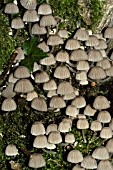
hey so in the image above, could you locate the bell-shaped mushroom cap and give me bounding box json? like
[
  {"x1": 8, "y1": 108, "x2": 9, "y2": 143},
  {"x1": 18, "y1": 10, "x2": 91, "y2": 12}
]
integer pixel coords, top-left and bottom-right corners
[
  {"x1": 66, "y1": 105, "x2": 79, "y2": 117},
  {"x1": 56, "y1": 50, "x2": 69, "y2": 62},
  {"x1": 43, "y1": 79, "x2": 57, "y2": 91},
  {"x1": 78, "y1": 114, "x2": 86, "y2": 119},
  {"x1": 33, "y1": 135, "x2": 48, "y2": 148},
  {"x1": 23, "y1": 10, "x2": 39, "y2": 22},
  {"x1": 57, "y1": 81, "x2": 74, "y2": 95},
  {"x1": 81, "y1": 155, "x2": 97, "y2": 169},
  {"x1": 106, "y1": 138, "x2": 113, "y2": 153},
  {"x1": 47, "y1": 35, "x2": 63, "y2": 46},
  {"x1": 33, "y1": 62, "x2": 41, "y2": 72},
  {"x1": 88, "y1": 49, "x2": 103, "y2": 62},
  {"x1": 90, "y1": 120, "x2": 102, "y2": 131},
  {"x1": 96, "y1": 59, "x2": 111, "y2": 69},
  {"x1": 4, "y1": 3, "x2": 19, "y2": 14},
  {"x1": 67, "y1": 150, "x2": 83, "y2": 163},
  {"x1": 85, "y1": 35, "x2": 99, "y2": 47},
  {"x1": 54, "y1": 65, "x2": 70, "y2": 79},
  {"x1": 5, "y1": 144, "x2": 18, "y2": 156},
  {"x1": 97, "y1": 111, "x2": 111, "y2": 123},
  {"x1": 31, "y1": 97, "x2": 47, "y2": 112},
  {"x1": 93, "y1": 96, "x2": 110, "y2": 110},
  {"x1": 77, "y1": 60, "x2": 90, "y2": 71},
  {"x1": 1, "y1": 83, "x2": 16, "y2": 98},
  {"x1": 20, "y1": 0, "x2": 37, "y2": 9},
  {"x1": 8, "y1": 73, "x2": 18, "y2": 84},
  {"x1": 47, "y1": 90, "x2": 57, "y2": 98},
  {"x1": 79, "y1": 80, "x2": 88, "y2": 85},
  {"x1": 35, "y1": 71, "x2": 49, "y2": 83},
  {"x1": 65, "y1": 38, "x2": 80, "y2": 50},
  {"x1": 92, "y1": 146, "x2": 109, "y2": 160},
  {"x1": 77, "y1": 118, "x2": 89, "y2": 129},
  {"x1": 84, "y1": 104, "x2": 96, "y2": 116},
  {"x1": 38, "y1": 3, "x2": 52, "y2": 15},
  {"x1": 58, "y1": 120, "x2": 72, "y2": 133},
  {"x1": 48, "y1": 131, "x2": 62, "y2": 144},
  {"x1": 38, "y1": 41, "x2": 50, "y2": 52},
  {"x1": 11, "y1": 17, "x2": 24, "y2": 29},
  {"x1": 31, "y1": 122, "x2": 45, "y2": 136},
  {"x1": 100, "y1": 127, "x2": 112, "y2": 139},
  {"x1": 76, "y1": 71, "x2": 87, "y2": 81},
  {"x1": 95, "y1": 39, "x2": 107, "y2": 50},
  {"x1": 28, "y1": 153, "x2": 46, "y2": 168},
  {"x1": 32, "y1": 24, "x2": 47, "y2": 35},
  {"x1": 26, "y1": 91, "x2": 38, "y2": 101},
  {"x1": 65, "y1": 133, "x2": 75, "y2": 143},
  {"x1": 40, "y1": 15, "x2": 57, "y2": 27},
  {"x1": 104, "y1": 27, "x2": 113, "y2": 39},
  {"x1": 46, "y1": 124, "x2": 58, "y2": 135},
  {"x1": 14, "y1": 47, "x2": 25, "y2": 62},
  {"x1": 97, "y1": 160, "x2": 113, "y2": 170},
  {"x1": 63, "y1": 92, "x2": 76, "y2": 100},
  {"x1": 105, "y1": 66, "x2": 113, "y2": 76},
  {"x1": 72, "y1": 165, "x2": 85, "y2": 170},
  {"x1": 74, "y1": 28, "x2": 89, "y2": 41},
  {"x1": 88, "y1": 66, "x2": 106, "y2": 80},
  {"x1": 14, "y1": 66, "x2": 30, "y2": 78},
  {"x1": 1, "y1": 98, "x2": 17, "y2": 111},
  {"x1": 49, "y1": 96, "x2": 66, "y2": 109},
  {"x1": 109, "y1": 118, "x2": 113, "y2": 130},
  {"x1": 14, "y1": 79, "x2": 34, "y2": 93},
  {"x1": 71, "y1": 96, "x2": 86, "y2": 108},
  {"x1": 46, "y1": 142, "x2": 56, "y2": 150},
  {"x1": 70, "y1": 49, "x2": 88, "y2": 61},
  {"x1": 57, "y1": 29, "x2": 69, "y2": 38},
  {"x1": 40, "y1": 53, "x2": 56, "y2": 66}
]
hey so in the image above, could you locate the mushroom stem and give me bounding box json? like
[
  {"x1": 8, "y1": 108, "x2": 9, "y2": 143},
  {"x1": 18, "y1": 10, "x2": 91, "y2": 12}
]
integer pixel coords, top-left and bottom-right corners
[
  {"x1": 82, "y1": 130, "x2": 87, "y2": 143},
  {"x1": 13, "y1": 29, "x2": 19, "y2": 38},
  {"x1": 29, "y1": 22, "x2": 32, "y2": 36},
  {"x1": 50, "y1": 46, "x2": 55, "y2": 53}
]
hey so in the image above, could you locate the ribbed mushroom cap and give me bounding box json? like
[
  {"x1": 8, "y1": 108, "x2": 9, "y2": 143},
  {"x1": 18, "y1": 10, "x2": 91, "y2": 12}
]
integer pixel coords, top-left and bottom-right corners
[
  {"x1": 78, "y1": 114, "x2": 86, "y2": 119},
  {"x1": 71, "y1": 96, "x2": 86, "y2": 108},
  {"x1": 76, "y1": 71, "x2": 87, "y2": 81},
  {"x1": 57, "y1": 81, "x2": 74, "y2": 95},
  {"x1": 67, "y1": 150, "x2": 83, "y2": 163},
  {"x1": 92, "y1": 146, "x2": 109, "y2": 160},
  {"x1": 11, "y1": 18, "x2": 24, "y2": 29},
  {"x1": 65, "y1": 39, "x2": 80, "y2": 50},
  {"x1": 31, "y1": 97, "x2": 47, "y2": 112},
  {"x1": 90, "y1": 120, "x2": 102, "y2": 131},
  {"x1": 106, "y1": 138, "x2": 113, "y2": 153},
  {"x1": 49, "y1": 96, "x2": 66, "y2": 108},
  {"x1": 81, "y1": 155, "x2": 97, "y2": 169},
  {"x1": 105, "y1": 66, "x2": 113, "y2": 76},
  {"x1": 14, "y1": 79, "x2": 34, "y2": 93},
  {"x1": 93, "y1": 96, "x2": 110, "y2": 110},
  {"x1": 48, "y1": 131, "x2": 62, "y2": 144},
  {"x1": 40, "y1": 15, "x2": 57, "y2": 27},
  {"x1": 63, "y1": 92, "x2": 76, "y2": 100},
  {"x1": 23, "y1": 10, "x2": 39, "y2": 22},
  {"x1": 28, "y1": 153, "x2": 46, "y2": 168},
  {"x1": 95, "y1": 39, "x2": 107, "y2": 50},
  {"x1": 84, "y1": 104, "x2": 96, "y2": 116},
  {"x1": 46, "y1": 143, "x2": 56, "y2": 150},
  {"x1": 77, "y1": 118, "x2": 89, "y2": 129},
  {"x1": 62, "y1": 117, "x2": 73, "y2": 126},
  {"x1": 47, "y1": 35, "x2": 63, "y2": 46},
  {"x1": 57, "y1": 29, "x2": 69, "y2": 38},
  {"x1": 54, "y1": 65, "x2": 70, "y2": 79},
  {"x1": 33, "y1": 135, "x2": 47, "y2": 148},
  {"x1": 15, "y1": 47, "x2": 25, "y2": 62},
  {"x1": 66, "y1": 105, "x2": 79, "y2": 117},
  {"x1": 85, "y1": 35, "x2": 99, "y2": 46},
  {"x1": 20, "y1": 0, "x2": 37, "y2": 9},
  {"x1": 97, "y1": 160, "x2": 113, "y2": 170},
  {"x1": 109, "y1": 118, "x2": 113, "y2": 130},
  {"x1": 56, "y1": 50, "x2": 69, "y2": 62},
  {"x1": 74, "y1": 28, "x2": 89, "y2": 41},
  {"x1": 88, "y1": 49, "x2": 103, "y2": 62},
  {"x1": 46, "y1": 124, "x2": 58, "y2": 135},
  {"x1": 31, "y1": 122, "x2": 45, "y2": 136},
  {"x1": 65, "y1": 133, "x2": 75, "y2": 143},
  {"x1": 1, "y1": 83, "x2": 16, "y2": 98},
  {"x1": 14, "y1": 66, "x2": 30, "y2": 78},
  {"x1": 35, "y1": 71, "x2": 49, "y2": 83},
  {"x1": 79, "y1": 80, "x2": 88, "y2": 85},
  {"x1": 1, "y1": 98, "x2": 17, "y2": 111},
  {"x1": 96, "y1": 59, "x2": 111, "y2": 69},
  {"x1": 43, "y1": 79, "x2": 57, "y2": 91},
  {"x1": 88, "y1": 66, "x2": 106, "y2": 80},
  {"x1": 33, "y1": 62, "x2": 41, "y2": 72},
  {"x1": 39, "y1": 53, "x2": 56, "y2": 65},
  {"x1": 58, "y1": 120, "x2": 72, "y2": 133},
  {"x1": 26, "y1": 91, "x2": 38, "y2": 101},
  {"x1": 4, "y1": 3, "x2": 19, "y2": 14},
  {"x1": 47, "y1": 90, "x2": 57, "y2": 98},
  {"x1": 32, "y1": 24, "x2": 47, "y2": 35},
  {"x1": 70, "y1": 49, "x2": 88, "y2": 61},
  {"x1": 38, "y1": 41, "x2": 49, "y2": 52},
  {"x1": 8, "y1": 73, "x2": 18, "y2": 84},
  {"x1": 77, "y1": 60, "x2": 90, "y2": 71},
  {"x1": 38, "y1": 3, "x2": 52, "y2": 15},
  {"x1": 97, "y1": 111, "x2": 111, "y2": 123},
  {"x1": 100, "y1": 127, "x2": 112, "y2": 139},
  {"x1": 104, "y1": 27, "x2": 113, "y2": 39},
  {"x1": 5, "y1": 144, "x2": 18, "y2": 156},
  {"x1": 72, "y1": 165, "x2": 85, "y2": 170}
]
